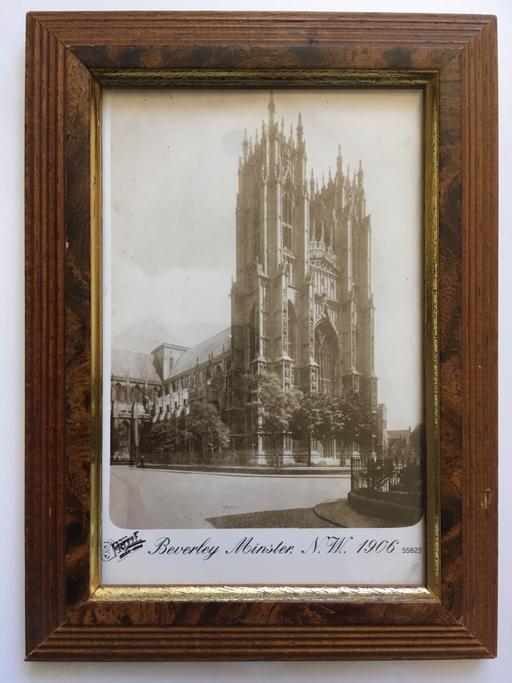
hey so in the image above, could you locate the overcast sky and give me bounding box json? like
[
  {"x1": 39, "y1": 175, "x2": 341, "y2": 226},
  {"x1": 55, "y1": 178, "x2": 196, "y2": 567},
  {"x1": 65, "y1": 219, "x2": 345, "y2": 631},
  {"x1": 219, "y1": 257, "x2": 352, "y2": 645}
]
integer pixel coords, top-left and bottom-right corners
[{"x1": 103, "y1": 89, "x2": 423, "y2": 431}]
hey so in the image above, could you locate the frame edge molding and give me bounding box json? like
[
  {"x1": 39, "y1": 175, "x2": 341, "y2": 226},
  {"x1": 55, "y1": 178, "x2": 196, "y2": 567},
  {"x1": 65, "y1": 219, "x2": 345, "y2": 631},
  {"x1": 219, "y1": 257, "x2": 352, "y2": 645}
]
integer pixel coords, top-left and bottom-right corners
[{"x1": 24, "y1": 11, "x2": 498, "y2": 661}]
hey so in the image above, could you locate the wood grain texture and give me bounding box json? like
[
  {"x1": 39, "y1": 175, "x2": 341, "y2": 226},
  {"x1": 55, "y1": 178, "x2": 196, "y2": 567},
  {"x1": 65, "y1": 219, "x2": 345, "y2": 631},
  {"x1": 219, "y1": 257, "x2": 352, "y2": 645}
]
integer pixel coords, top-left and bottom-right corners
[
  {"x1": 24, "y1": 11, "x2": 498, "y2": 660},
  {"x1": 25, "y1": 13, "x2": 67, "y2": 653},
  {"x1": 460, "y1": 17, "x2": 498, "y2": 652}
]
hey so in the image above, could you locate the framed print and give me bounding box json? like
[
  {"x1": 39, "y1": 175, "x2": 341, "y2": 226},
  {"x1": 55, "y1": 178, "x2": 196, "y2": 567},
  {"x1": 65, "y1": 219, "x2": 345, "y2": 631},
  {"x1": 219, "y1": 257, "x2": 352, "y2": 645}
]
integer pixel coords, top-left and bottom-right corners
[
  {"x1": 25, "y1": 11, "x2": 498, "y2": 660},
  {"x1": 102, "y1": 87, "x2": 426, "y2": 587}
]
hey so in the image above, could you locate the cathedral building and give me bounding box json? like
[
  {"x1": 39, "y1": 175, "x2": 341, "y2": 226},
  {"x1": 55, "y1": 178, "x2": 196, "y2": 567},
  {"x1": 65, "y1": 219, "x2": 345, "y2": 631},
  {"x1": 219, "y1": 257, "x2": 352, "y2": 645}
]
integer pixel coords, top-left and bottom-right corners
[{"x1": 111, "y1": 94, "x2": 386, "y2": 465}]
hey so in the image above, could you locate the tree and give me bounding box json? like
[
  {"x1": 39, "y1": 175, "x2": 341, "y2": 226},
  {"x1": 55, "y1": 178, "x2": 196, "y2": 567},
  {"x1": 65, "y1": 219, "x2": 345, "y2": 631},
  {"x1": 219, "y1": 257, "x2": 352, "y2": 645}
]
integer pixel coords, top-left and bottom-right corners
[
  {"x1": 149, "y1": 413, "x2": 181, "y2": 463},
  {"x1": 333, "y1": 391, "x2": 377, "y2": 455},
  {"x1": 175, "y1": 411, "x2": 189, "y2": 454},
  {"x1": 410, "y1": 422, "x2": 425, "y2": 461},
  {"x1": 187, "y1": 402, "x2": 230, "y2": 458},
  {"x1": 149, "y1": 404, "x2": 230, "y2": 463},
  {"x1": 290, "y1": 390, "x2": 377, "y2": 462},
  {"x1": 290, "y1": 392, "x2": 338, "y2": 465},
  {"x1": 255, "y1": 369, "x2": 302, "y2": 463}
]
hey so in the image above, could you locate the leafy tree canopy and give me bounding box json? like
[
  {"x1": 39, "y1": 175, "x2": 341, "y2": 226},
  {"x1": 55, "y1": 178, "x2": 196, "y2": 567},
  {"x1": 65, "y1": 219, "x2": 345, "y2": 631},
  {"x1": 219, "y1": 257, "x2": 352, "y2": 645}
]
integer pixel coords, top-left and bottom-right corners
[
  {"x1": 335, "y1": 391, "x2": 376, "y2": 448},
  {"x1": 188, "y1": 402, "x2": 230, "y2": 452},
  {"x1": 254, "y1": 369, "x2": 302, "y2": 438},
  {"x1": 149, "y1": 403, "x2": 230, "y2": 459},
  {"x1": 290, "y1": 391, "x2": 338, "y2": 442},
  {"x1": 149, "y1": 412, "x2": 183, "y2": 459}
]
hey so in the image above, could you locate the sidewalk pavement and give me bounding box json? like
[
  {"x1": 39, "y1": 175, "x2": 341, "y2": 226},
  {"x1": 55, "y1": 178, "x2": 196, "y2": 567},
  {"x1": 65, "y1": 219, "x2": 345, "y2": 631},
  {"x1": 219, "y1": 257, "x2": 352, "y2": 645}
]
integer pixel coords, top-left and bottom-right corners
[{"x1": 314, "y1": 498, "x2": 389, "y2": 528}]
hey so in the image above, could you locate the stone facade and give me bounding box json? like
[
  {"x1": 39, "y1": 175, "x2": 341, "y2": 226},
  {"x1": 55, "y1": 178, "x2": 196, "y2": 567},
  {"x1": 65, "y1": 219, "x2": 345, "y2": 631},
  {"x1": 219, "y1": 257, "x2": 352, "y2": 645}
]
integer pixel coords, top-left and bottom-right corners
[
  {"x1": 110, "y1": 332, "x2": 231, "y2": 463},
  {"x1": 111, "y1": 94, "x2": 387, "y2": 464}
]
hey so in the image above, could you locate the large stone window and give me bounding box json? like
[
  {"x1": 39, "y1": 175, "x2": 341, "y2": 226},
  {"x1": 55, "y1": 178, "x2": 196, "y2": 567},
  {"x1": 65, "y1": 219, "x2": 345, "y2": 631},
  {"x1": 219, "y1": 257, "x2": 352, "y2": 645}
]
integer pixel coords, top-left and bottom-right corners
[
  {"x1": 282, "y1": 189, "x2": 293, "y2": 251},
  {"x1": 315, "y1": 320, "x2": 339, "y2": 396},
  {"x1": 288, "y1": 301, "x2": 297, "y2": 360},
  {"x1": 251, "y1": 191, "x2": 261, "y2": 260},
  {"x1": 249, "y1": 304, "x2": 259, "y2": 361}
]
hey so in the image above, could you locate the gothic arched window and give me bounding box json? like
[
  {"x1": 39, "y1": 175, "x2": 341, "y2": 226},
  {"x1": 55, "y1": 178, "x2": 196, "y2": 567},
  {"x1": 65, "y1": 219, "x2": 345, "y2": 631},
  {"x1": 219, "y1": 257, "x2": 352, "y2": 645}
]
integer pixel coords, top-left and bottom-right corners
[
  {"x1": 282, "y1": 189, "x2": 293, "y2": 251},
  {"x1": 133, "y1": 384, "x2": 142, "y2": 403},
  {"x1": 212, "y1": 366, "x2": 224, "y2": 401},
  {"x1": 113, "y1": 382, "x2": 122, "y2": 401},
  {"x1": 251, "y1": 191, "x2": 261, "y2": 261},
  {"x1": 249, "y1": 304, "x2": 259, "y2": 362},
  {"x1": 315, "y1": 321, "x2": 339, "y2": 396},
  {"x1": 288, "y1": 301, "x2": 297, "y2": 361}
]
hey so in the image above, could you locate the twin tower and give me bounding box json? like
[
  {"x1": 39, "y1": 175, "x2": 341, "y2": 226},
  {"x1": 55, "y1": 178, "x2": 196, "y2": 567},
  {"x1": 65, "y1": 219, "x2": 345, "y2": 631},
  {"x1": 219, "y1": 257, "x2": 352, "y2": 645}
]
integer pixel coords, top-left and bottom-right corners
[{"x1": 228, "y1": 93, "x2": 383, "y2": 452}]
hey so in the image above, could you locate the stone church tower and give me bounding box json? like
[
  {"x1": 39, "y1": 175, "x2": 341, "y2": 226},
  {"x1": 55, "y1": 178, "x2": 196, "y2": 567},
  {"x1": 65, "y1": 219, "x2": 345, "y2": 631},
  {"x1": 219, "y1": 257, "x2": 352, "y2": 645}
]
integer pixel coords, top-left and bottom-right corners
[{"x1": 228, "y1": 93, "x2": 381, "y2": 457}]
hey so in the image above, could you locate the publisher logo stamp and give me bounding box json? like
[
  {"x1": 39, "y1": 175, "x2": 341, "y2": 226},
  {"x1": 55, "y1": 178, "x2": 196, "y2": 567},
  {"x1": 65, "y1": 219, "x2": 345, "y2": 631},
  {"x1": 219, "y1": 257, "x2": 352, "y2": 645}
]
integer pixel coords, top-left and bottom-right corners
[{"x1": 102, "y1": 531, "x2": 146, "y2": 562}]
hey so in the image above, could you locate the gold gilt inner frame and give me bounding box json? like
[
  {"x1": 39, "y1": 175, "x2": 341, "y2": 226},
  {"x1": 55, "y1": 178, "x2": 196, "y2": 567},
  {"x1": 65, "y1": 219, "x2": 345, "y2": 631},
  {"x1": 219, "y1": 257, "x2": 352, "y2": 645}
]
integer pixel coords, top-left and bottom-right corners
[
  {"x1": 90, "y1": 71, "x2": 439, "y2": 601},
  {"x1": 25, "y1": 12, "x2": 498, "y2": 660}
]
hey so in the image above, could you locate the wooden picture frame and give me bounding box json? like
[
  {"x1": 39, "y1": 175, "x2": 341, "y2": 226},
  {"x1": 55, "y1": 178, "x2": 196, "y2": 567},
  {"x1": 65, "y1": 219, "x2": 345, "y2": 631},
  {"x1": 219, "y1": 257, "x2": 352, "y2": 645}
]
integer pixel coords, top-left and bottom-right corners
[{"x1": 25, "y1": 11, "x2": 498, "y2": 660}]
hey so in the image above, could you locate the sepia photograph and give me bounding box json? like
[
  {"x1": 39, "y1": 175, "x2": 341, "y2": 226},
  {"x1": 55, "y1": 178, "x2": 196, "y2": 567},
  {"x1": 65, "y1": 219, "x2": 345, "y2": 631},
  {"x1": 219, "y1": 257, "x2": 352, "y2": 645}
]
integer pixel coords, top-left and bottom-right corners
[{"x1": 104, "y1": 88, "x2": 425, "y2": 531}]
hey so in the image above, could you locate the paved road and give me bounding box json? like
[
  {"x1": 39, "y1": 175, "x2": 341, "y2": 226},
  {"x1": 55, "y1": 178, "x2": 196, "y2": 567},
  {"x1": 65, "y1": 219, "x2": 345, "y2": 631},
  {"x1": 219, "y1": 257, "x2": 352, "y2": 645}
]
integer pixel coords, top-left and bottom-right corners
[{"x1": 110, "y1": 466, "x2": 350, "y2": 529}]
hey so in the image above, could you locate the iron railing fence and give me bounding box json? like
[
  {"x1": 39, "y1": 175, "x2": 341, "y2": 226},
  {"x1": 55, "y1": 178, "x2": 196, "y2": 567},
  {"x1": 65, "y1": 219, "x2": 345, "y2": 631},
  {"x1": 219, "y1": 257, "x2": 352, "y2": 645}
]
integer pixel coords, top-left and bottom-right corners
[
  {"x1": 139, "y1": 446, "x2": 351, "y2": 468},
  {"x1": 350, "y1": 456, "x2": 422, "y2": 495}
]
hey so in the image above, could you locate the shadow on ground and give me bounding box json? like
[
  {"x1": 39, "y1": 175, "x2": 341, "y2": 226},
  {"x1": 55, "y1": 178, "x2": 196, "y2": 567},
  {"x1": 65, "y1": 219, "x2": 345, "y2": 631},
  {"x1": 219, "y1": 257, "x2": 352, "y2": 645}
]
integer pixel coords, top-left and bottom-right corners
[{"x1": 207, "y1": 506, "x2": 340, "y2": 528}]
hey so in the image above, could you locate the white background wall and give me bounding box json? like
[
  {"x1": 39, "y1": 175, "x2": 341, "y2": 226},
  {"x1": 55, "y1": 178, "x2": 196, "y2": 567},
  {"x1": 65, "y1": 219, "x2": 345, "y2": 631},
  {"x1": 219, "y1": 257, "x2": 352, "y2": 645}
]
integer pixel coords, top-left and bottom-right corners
[{"x1": 1, "y1": 0, "x2": 510, "y2": 681}]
